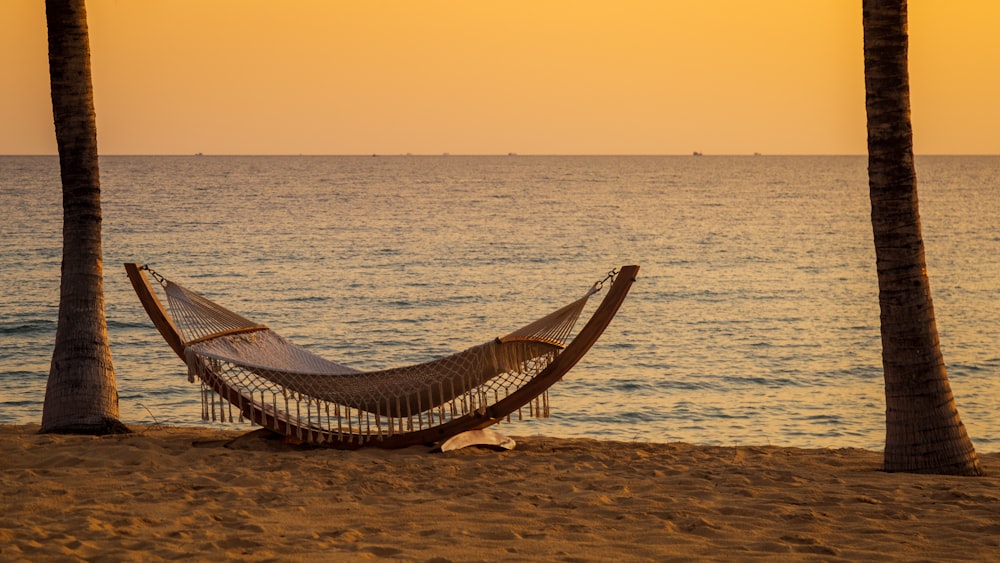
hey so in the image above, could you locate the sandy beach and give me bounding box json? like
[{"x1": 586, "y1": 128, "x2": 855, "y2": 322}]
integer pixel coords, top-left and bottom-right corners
[{"x1": 2, "y1": 424, "x2": 998, "y2": 562}]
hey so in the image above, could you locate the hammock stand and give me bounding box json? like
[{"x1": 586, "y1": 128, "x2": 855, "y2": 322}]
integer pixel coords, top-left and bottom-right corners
[{"x1": 125, "y1": 263, "x2": 638, "y2": 449}]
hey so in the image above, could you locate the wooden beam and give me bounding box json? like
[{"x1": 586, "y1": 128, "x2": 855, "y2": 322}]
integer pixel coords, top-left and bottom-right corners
[{"x1": 124, "y1": 263, "x2": 186, "y2": 360}]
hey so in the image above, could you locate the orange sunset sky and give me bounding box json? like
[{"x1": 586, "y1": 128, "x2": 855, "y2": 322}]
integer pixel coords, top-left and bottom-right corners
[{"x1": 2, "y1": 1, "x2": 998, "y2": 155}]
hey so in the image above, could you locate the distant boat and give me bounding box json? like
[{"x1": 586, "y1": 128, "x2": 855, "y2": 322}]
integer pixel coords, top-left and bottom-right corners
[
  {"x1": 194, "y1": 152, "x2": 204, "y2": 156},
  {"x1": 692, "y1": 151, "x2": 703, "y2": 156}
]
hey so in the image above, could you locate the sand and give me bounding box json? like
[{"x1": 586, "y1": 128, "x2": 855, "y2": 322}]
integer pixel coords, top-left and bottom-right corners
[{"x1": 2, "y1": 424, "x2": 999, "y2": 562}]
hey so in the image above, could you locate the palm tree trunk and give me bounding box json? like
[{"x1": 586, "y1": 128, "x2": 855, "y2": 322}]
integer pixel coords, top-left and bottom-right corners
[
  {"x1": 40, "y1": 0, "x2": 128, "y2": 435},
  {"x1": 863, "y1": 0, "x2": 979, "y2": 475}
]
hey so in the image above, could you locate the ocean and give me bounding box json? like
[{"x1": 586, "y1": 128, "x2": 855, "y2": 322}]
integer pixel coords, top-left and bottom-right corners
[{"x1": 1, "y1": 155, "x2": 997, "y2": 451}]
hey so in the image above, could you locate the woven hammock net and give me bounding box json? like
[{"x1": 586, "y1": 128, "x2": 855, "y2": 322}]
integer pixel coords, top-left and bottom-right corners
[{"x1": 160, "y1": 275, "x2": 599, "y2": 445}]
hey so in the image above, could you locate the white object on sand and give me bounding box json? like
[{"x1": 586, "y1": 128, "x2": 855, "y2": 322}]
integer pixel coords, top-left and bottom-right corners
[{"x1": 439, "y1": 429, "x2": 516, "y2": 452}]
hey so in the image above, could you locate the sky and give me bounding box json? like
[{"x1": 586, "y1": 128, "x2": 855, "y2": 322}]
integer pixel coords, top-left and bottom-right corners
[{"x1": 2, "y1": 1, "x2": 998, "y2": 156}]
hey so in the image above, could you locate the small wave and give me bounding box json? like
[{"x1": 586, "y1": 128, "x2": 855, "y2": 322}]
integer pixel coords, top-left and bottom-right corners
[
  {"x1": 0, "y1": 319, "x2": 55, "y2": 336},
  {"x1": 949, "y1": 362, "x2": 993, "y2": 375},
  {"x1": 0, "y1": 399, "x2": 42, "y2": 408},
  {"x1": 0, "y1": 370, "x2": 47, "y2": 380},
  {"x1": 718, "y1": 374, "x2": 803, "y2": 388},
  {"x1": 107, "y1": 319, "x2": 155, "y2": 331},
  {"x1": 798, "y1": 414, "x2": 844, "y2": 425},
  {"x1": 611, "y1": 380, "x2": 649, "y2": 393},
  {"x1": 284, "y1": 295, "x2": 330, "y2": 303},
  {"x1": 657, "y1": 380, "x2": 719, "y2": 392}
]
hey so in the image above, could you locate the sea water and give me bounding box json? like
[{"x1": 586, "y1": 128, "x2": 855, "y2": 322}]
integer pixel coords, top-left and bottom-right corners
[{"x1": 1, "y1": 155, "x2": 997, "y2": 451}]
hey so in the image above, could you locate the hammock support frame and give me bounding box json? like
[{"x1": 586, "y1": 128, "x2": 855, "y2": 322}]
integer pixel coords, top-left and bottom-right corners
[{"x1": 125, "y1": 263, "x2": 638, "y2": 449}]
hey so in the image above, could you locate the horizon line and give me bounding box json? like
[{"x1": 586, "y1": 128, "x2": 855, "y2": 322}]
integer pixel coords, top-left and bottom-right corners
[{"x1": 4, "y1": 152, "x2": 999, "y2": 158}]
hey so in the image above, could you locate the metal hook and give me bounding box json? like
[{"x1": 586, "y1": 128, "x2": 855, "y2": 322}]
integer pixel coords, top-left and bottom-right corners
[
  {"x1": 589, "y1": 267, "x2": 618, "y2": 294},
  {"x1": 141, "y1": 264, "x2": 168, "y2": 288}
]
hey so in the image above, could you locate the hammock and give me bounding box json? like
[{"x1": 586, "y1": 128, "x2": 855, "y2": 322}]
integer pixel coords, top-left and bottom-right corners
[{"x1": 125, "y1": 263, "x2": 638, "y2": 449}]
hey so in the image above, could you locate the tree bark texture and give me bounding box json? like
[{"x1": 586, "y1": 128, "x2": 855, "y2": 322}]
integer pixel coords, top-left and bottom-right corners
[
  {"x1": 41, "y1": 0, "x2": 128, "y2": 435},
  {"x1": 863, "y1": 0, "x2": 979, "y2": 475}
]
